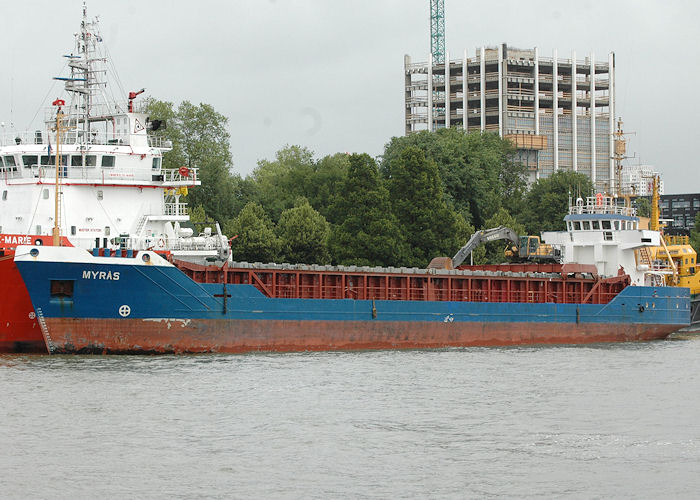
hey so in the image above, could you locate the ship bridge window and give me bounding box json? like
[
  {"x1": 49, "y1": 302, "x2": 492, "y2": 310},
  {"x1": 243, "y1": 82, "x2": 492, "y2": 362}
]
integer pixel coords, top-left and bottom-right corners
[
  {"x1": 22, "y1": 155, "x2": 38, "y2": 168},
  {"x1": 582, "y1": 221, "x2": 591, "y2": 230},
  {"x1": 71, "y1": 155, "x2": 98, "y2": 167},
  {"x1": 152, "y1": 157, "x2": 161, "y2": 170},
  {"x1": 592, "y1": 221, "x2": 601, "y2": 230},
  {"x1": 602, "y1": 220, "x2": 611, "y2": 230},
  {"x1": 50, "y1": 279, "x2": 74, "y2": 298},
  {"x1": 40, "y1": 155, "x2": 68, "y2": 167},
  {"x1": 101, "y1": 155, "x2": 115, "y2": 168},
  {"x1": 614, "y1": 221, "x2": 620, "y2": 230},
  {"x1": 574, "y1": 221, "x2": 582, "y2": 230},
  {"x1": 4, "y1": 155, "x2": 17, "y2": 170}
]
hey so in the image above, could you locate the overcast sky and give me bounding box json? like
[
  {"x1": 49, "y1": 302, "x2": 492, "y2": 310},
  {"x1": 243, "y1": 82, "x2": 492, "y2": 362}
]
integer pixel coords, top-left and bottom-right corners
[{"x1": 1, "y1": 0, "x2": 698, "y2": 192}]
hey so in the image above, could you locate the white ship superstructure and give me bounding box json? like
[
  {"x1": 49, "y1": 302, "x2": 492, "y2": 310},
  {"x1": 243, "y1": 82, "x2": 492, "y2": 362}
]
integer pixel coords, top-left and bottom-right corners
[
  {"x1": 542, "y1": 195, "x2": 664, "y2": 286},
  {"x1": 0, "y1": 4, "x2": 227, "y2": 263}
]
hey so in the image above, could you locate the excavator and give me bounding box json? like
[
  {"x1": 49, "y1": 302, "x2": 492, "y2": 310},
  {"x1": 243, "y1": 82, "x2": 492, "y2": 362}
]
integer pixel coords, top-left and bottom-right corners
[{"x1": 429, "y1": 226, "x2": 561, "y2": 269}]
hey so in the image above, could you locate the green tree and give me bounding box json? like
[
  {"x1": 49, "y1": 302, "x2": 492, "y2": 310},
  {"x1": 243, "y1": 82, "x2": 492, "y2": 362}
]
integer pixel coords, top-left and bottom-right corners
[
  {"x1": 634, "y1": 197, "x2": 651, "y2": 218},
  {"x1": 386, "y1": 146, "x2": 466, "y2": 267},
  {"x1": 381, "y1": 128, "x2": 525, "y2": 228},
  {"x1": 251, "y1": 146, "x2": 316, "y2": 221},
  {"x1": 250, "y1": 147, "x2": 349, "y2": 223},
  {"x1": 691, "y1": 212, "x2": 700, "y2": 254},
  {"x1": 147, "y1": 99, "x2": 238, "y2": 224},
  {"x1": 328, "y1": 154, "x2": 408, "y2": 266},
  {"x1": 277, "y1": 200, "x2": 331, "y2": 264},
  {"x1": 224, "y1": 202, "x2": 280, "y2": 263},
  {"x1": 520, "y1": 171, "x2": 593, "y2": 234}
]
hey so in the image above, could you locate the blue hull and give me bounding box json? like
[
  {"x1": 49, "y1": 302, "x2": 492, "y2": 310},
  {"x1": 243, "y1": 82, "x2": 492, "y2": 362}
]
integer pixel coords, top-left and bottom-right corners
[{"x1": 15, "y1": 248, "x2": 691, "y2": 353}]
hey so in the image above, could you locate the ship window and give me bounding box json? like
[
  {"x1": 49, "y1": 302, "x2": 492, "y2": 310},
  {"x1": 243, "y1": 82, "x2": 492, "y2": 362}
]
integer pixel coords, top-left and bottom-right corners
[
  {"x1": 105, "y1": 226, "x2": 110, "y2": 236},
  {"x1": 614, "y1": 221, "x2": 620, "y2": 230},
  {"x1": 592, "y1": 221, "x2": 601, "y2": 230},
  {"x1": 102, "y1": 155, "x2": 115, "y2": 168},
  {"x1": 43, "y1": 189, "x2": 49, "y2": 199},
  {"x1": 85, "y1": 155, "x2": 96, "y2": 167},
  {"x1": 574, "y1": 221, "x2": 581, "y2": 230},
  {"x1": 2, "y1": 190, "x2": 6, "y2": 200},
  {"x1": 71, "y1": 225, "x2": 76, "y2": 236},
  {"x1": 152, "y1": 157, "x2": 161, "y2": 170},
  {"x1": 582, "y1": 221, "x2": 591, "y2": 230},
  {"x1": 22, "y1": 155, "x2": 38, "y2": 168},
  {"x1": 36, "y1": 225, "x2": 41, "y2": 234},
  {"x1": 0, "y1": 157, "x2": 4, "y2": 168},
  {"x1": 40, "y1": 155, "x2": 68, "y2": 166},
  {"x1": 50, "y1": 279, "x2": 74, "y2": 298},
  {"x1": 4, "y1": 155, "x2": 16, "y2": 167},
  {"x1": 97, "y1": 190, "x2": 103, "y2": 200},
  {"x1": 71, "y1": 155, "x2": 84, "y2": 166},
  {"x1": 602, "y1": 220, "x2": 611, "y2": 230},
  {"x1": 603, "y1": 231, "x2": 613, "y2": 241}
]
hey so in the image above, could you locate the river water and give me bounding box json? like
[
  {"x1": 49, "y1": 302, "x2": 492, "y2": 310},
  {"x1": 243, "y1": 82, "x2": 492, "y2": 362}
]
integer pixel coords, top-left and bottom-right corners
[{"x1": 2, "y1": 337, "x2": 700, "y2": 498}]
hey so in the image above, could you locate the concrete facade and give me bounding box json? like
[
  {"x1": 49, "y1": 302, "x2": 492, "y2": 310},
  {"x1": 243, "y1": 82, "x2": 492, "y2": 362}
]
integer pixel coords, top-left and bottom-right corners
[
  {"x1": 404, "y1": 43, "x2": 615, "y2": 193},
  {"x1": 621, "y1": 165, "x2": 664, "y2": 197}
]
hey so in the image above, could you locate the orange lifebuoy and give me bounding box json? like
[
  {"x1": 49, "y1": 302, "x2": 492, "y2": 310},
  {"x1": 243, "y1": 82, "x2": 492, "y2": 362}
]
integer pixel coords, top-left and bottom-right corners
[
  {"x1": 595, "y1": 192, "x2": 603, "y2": 206},
  {"x1": 178, "y1": 166, "x2": 190, "y2": 177}
]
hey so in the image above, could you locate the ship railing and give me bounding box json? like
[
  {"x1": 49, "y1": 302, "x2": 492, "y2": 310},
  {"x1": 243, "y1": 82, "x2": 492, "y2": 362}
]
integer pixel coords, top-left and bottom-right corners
[
  {"x1": 147, "y1": 136, "x2": 173, "y2": 149},
  {"x1": 569, "y1": 197, "x2": 636, "y2": 216},
  {"x1": 33, "y1": 165, "x2": 158, "y2": 183},
  {"x1": 0, "y1": 167, "x2": 23, "y2": 180},
  {"x1": 161, "y1": 167, "x2": 198, "y2": 184},
  {"x1": 1, "y1": 129, "x2": 170, "y2": 149},
  {"x1": 164, "y1": 203, "x2": 189, "y2": 217}
]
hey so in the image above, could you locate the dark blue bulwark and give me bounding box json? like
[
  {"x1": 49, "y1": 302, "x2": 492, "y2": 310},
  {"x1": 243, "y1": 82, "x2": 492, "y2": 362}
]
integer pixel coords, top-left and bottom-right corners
[{"x1": 15, "y1": 259, "x2": 690, "y2": 327}]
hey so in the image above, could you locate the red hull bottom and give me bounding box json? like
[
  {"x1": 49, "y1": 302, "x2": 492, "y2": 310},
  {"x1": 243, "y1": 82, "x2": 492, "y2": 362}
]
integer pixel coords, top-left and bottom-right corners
[
  {"x1": 0, "y1": 253, "x2": 45, "y2": 353},
  {"x1": 41, "y1": 318, "x2": 679, "y2": 354}
]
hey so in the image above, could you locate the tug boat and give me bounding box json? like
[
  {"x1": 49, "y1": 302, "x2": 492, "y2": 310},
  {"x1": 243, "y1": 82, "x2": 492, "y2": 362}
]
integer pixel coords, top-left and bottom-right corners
[{"x1": 14, "y1": 196, "x2": 690, "y2": 354}]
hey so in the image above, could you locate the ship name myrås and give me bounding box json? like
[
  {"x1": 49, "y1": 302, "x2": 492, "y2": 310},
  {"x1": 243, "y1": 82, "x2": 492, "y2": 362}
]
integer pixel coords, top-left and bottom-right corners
[{"x1": 82, "y1": 270, "x2": 120, "y2": 281}]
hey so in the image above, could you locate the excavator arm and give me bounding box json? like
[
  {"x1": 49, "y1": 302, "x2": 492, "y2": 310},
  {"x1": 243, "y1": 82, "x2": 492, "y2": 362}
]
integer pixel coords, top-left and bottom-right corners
[{"x1": 452, "y1": 226, "x2": 520, "y2": 268}]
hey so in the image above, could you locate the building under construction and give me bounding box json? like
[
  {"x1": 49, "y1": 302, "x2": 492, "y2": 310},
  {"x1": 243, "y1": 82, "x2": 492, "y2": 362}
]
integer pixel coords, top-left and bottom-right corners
[{"x1": 404, "y1": 44, "x2": 616, "y2": 192}]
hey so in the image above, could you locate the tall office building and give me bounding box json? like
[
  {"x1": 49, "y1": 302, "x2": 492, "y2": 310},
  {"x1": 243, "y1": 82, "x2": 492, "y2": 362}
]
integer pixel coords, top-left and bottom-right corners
[{"x1": 404, "y1": 44, "x2": 615, "y2": 192}]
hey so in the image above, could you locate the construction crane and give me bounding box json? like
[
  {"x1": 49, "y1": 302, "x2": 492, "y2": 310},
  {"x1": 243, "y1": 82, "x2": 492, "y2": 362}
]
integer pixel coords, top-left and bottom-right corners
[
  {"x1": 429, "y1": 0, "x2": 445, "y2": 132},
  {"x1": 430, "y1": 0, "x2": 445, "y2": 64}
]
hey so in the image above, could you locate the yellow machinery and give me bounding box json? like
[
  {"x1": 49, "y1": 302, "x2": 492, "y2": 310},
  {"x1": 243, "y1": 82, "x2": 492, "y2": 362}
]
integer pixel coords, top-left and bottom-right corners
[
  {"x1": 643, "y1": 175, "x2": 700, "y2": 303},
  {"x1": 648, "y1": 234, "x2": 700, "y2": 296}
]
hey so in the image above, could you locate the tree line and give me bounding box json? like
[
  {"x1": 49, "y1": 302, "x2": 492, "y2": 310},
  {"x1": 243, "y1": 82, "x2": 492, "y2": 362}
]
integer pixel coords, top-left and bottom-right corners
[{"x1": 148, "y1": 99, "x2": 605, "y2": 267}]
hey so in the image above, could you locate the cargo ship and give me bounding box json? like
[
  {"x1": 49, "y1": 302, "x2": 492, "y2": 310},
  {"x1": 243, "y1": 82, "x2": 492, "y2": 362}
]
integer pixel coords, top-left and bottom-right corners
[
  {"x1": 14, "y1": 196, "x2": 690, "y2": 354},
  {"x1": 0, "y1": 4, "x2": 228, "y2": 352}
]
